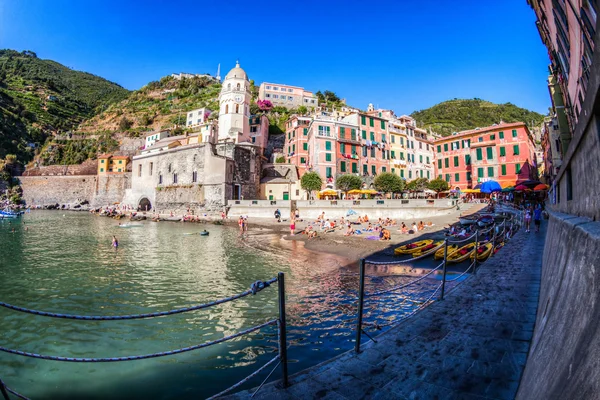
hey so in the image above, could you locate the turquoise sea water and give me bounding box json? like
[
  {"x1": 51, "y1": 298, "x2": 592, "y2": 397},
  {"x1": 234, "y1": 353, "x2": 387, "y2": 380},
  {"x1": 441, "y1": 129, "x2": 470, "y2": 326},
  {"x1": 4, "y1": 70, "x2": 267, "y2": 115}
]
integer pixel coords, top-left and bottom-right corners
[{"x1": 0, "y1": 212, "x2": 451, "y2": 399}]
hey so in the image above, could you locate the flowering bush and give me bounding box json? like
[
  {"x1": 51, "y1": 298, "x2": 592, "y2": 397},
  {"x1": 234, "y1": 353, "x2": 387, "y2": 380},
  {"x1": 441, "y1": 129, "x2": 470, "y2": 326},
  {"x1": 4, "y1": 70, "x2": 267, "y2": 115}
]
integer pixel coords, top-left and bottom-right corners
[{"x1": 257, "y1": 99, "x2": 273, "y2": 111}]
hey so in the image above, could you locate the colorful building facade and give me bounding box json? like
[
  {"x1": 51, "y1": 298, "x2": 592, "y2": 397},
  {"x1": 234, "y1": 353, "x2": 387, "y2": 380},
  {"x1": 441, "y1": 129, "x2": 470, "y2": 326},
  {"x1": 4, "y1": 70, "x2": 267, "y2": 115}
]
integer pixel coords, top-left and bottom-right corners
[
  {"x1": 97, "y1": 155, "x2": 130, "y2": 174},
  {"x1": 433, "y1": 122, "x2": 537, "y2": 190}
]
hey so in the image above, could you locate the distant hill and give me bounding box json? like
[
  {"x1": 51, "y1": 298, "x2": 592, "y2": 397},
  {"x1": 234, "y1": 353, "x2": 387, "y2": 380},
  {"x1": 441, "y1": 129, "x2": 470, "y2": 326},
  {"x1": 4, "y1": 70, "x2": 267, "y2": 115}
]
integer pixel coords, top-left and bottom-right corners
[
  {"x1": 0, "y1": 49, "x2": 130, "y2": 163},
  {"x1": 410, "y1": 99, "x2": 546, "y2": 137}
]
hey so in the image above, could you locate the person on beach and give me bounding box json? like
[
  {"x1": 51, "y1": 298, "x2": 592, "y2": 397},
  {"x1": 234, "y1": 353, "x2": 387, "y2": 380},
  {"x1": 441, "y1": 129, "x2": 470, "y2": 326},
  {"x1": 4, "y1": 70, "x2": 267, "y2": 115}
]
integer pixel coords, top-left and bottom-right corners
[
  {"x1": 238, "y1": 216, "x2": 244, "y2": 232},
  {"x1": 400, "y1": 223, "x2": 408, "y2": 234},
  {"x1": 380, "y1": 228, "x2": 391, "y2": 241},
  {"x1": 243, "y1": 217, "x2": 248, "y2": 232},
  {"x1": 112, "y1": 235, "x2": 119, "y2": 249},
  {"x1": 290, "y1": 217, "x2": 296, "y2": 236},
  {"x1": 344, "y1": 223, "x2": 354, "y2": 236},
  {"x1": 295, "y1": 209, "x2": 300, "y2": 219},
  {"x1": 411, "y1": 222, "x2": 418, "y2": 233},
  {"x1": 533, "y1": 205, "x2": 542, "y2": 233},
  {"x1": 418, "y1": 221, "x2": 424, "y2": 231},
  {"x1": 524, "y1": 208, "x2": 532, "y2": 233}
]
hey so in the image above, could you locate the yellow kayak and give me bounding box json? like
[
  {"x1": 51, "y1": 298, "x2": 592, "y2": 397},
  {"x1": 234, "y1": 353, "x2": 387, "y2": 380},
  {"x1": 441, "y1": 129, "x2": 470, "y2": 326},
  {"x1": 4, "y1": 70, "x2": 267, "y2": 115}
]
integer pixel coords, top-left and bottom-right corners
[
  {"x1": 447, "y1": 243, "x2": 476, "y2": 263},
  {"x1": 394, "y1": 239, "x2": 434, "y2": 255},
  {"x1": 434, "y1": 243, "x2": 459, "y2": 260},
  {"x1": 411, "y1": 241, "x2": 443, "y2": 258},
  {"x1": 470, "y1": 242, "x2": 493, "y2": 261},
  {"x1": 493, "y1": 242, "x2": 504, "y2": 255}
]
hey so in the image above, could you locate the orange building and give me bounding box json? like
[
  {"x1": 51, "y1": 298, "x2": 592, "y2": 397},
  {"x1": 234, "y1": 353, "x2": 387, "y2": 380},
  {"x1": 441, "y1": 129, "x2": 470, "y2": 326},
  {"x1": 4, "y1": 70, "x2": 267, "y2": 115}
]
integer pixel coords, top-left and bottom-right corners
[
  {"x1": 284, "y1": 115, "x2": 312, "y2": 176},
  {"x1": 97, "y1": 154, "x2": 130, "y2": 174},
  {"x1": 433, "y1": 122, "x2": 537, "y2": 190}
]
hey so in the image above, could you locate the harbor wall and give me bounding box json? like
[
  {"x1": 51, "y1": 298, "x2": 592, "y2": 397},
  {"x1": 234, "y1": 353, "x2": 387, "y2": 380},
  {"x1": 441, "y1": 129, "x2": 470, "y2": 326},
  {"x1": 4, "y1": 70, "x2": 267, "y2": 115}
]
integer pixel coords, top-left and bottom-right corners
[
  {"x1": 19, "y1": 174, "x2": 130, "y2": 208},
  {"x1": 227, "y1": 199, "x2": 457, "y2": 220},
  {"x1": 517, "y1": 211, "x2": 600, "y2": 399}
]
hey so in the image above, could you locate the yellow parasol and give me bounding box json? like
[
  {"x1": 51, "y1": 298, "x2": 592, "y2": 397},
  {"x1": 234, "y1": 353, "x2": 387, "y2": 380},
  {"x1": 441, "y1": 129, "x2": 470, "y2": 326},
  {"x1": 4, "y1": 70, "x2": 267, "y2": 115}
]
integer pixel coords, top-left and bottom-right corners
[
  {"x1": 360, "y1": 189, "x2": 379, "y2": 195},
  {"x1": 347, "y1": 189, "x2": 362, "y2": 195},
  {"x1": 462, "y1": 189, "x2": 481, "y2": 193}
]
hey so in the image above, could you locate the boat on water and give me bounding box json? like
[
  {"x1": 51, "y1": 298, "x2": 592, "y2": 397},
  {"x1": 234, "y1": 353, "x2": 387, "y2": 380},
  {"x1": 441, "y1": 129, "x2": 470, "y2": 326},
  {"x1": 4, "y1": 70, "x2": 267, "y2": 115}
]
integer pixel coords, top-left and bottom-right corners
[
  {"x1": 394, "y1": 239, "x2": 433, "y2": 255},
  {"x1": 434, "y1": 243, "x2": 459, "y2": 260},
  {"x1": 0, "y1": 208, "x2": 21, "y2": 219},
  {"x1": 410, "y1": 241, "x2": 443, "y2": 257},
  {"x1": 470, "y1": 242, "x2": 493, "y2": 261},
  {"x1": 446, "y1": 242, "x2": 477, "y2": 263}
]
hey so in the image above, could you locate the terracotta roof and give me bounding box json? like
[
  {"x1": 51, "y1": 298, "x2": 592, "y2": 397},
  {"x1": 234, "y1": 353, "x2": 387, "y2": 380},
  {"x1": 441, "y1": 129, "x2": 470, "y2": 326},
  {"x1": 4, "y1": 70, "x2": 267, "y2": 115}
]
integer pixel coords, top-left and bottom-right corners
[
  {"x1": 97, "y1": 154, "x2": 112, "y2": 158},
  {"x1": 111, "y1": 155, "x2": 129, "y2": 159}
]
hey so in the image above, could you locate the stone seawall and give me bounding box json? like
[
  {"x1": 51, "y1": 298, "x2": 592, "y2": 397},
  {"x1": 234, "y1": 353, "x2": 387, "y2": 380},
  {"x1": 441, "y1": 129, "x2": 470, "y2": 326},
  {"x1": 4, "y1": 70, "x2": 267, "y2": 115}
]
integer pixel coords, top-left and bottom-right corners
[
  {"x1": 517, "y1": 210, "x2": 600, "y2": 400},
  {"x1": 20, "y1": 174, "x2": 130, "y2": 207}
]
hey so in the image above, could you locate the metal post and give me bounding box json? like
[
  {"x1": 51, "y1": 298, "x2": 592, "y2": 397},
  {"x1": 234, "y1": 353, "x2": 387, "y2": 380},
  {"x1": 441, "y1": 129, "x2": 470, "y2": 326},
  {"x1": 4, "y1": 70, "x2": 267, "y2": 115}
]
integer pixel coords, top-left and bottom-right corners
[
  {"x1": 354, "y1": 259, "x2": 366, "y2": 353},
  {"x1": 440, "y1": 239, "x2": 449, "y2": 300},
  {"x1": 0, "y1": 378, "x2": 10, "y2": 400},
  {"x1": 474, "y1": 230, "x2": 479, "y2": 273},
  {"x1": 277, "y1": 272, "x2": 289, "y2": 387}
]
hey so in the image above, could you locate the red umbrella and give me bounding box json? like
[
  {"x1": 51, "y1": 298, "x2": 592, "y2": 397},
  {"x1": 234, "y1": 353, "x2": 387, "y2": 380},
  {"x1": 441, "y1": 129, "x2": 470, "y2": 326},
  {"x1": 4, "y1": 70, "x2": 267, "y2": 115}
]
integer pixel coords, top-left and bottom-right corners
[
  {"x1": 515, "y1": 184, "x2": 529, "y2": 191},
  {"x1": 534, "y1": 183, "x2": 549, "y2": 191}
]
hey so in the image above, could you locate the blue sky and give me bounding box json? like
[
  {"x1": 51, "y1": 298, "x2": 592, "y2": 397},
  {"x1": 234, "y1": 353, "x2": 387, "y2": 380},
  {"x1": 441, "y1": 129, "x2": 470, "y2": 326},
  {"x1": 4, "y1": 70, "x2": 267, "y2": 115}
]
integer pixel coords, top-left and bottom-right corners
[{"x1": 0, "y1": 0, "x2": 550, "y2": 114}]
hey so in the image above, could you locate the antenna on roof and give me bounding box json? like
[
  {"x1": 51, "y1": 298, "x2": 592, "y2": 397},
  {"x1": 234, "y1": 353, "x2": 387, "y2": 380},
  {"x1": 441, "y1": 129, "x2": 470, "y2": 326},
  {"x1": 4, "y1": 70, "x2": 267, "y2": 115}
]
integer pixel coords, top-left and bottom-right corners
[{"x1": 216, "y1": 64, "x2": 221, "y2": 82}]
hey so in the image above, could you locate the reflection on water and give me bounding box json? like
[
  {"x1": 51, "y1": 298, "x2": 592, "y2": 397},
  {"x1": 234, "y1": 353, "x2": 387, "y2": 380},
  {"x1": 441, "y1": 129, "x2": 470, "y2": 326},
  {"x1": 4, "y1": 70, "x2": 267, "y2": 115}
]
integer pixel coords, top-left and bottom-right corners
[{"x1": 0, "y1": 212, "x2": 465, "y2": 399}]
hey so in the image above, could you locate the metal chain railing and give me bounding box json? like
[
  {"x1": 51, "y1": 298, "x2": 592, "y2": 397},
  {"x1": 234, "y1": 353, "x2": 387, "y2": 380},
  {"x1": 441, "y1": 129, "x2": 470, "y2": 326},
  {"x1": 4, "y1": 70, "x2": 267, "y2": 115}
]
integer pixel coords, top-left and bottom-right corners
[
  {"x1": 0, "y1": 378, "x2": 30, "y2": 400},
  {"x1": 354, "y1": 209, "x2": 522, "y2": 353},
  {"x1": 0, "y1": 278, "x2": 277, "y2": 320},
  {"x1": 365, "y1": 241, "x2": 445, "y2": 265},
  {"x1": 0, "y1": 274, "x2": 289, "y2": 399}
]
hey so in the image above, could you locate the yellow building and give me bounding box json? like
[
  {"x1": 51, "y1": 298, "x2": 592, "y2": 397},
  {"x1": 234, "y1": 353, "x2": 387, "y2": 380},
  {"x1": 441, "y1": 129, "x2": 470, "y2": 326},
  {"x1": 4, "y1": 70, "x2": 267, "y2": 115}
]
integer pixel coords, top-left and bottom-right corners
[
  {"x1": 388, "y1": 118, "x2": 408, "y2": 179},
  {"x1": 98, "y1": 154, "x2": 130, "y2": 174}
]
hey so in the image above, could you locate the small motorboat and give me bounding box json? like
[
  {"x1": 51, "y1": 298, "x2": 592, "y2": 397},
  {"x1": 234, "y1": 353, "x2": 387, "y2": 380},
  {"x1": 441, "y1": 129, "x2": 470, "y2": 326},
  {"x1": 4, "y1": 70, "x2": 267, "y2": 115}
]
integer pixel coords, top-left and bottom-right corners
[
  {"x1": 493, "y1": 242, "x2": 504, "y2": 254},
  {"x1": 199, "y1": 230, "x2": 209, "y2": 236},
  {"x1": 470, "y1": 242, "x2": 493, "y2": 261},
  {"x1": 446, "y1": 243, "x2": 477, "y2": 263},
  {"x1": 434, "y1": 243, "x2": 459, "y2": 260},
  {"x1": 0, "y1": 208, "x2": 21, "y2": 219},
  {"x1": 394, "y1": 239, "x2": 433, "y2": 255},
  {"x1": 477, "y1": 215, "x2": 494, "y2": 227},
  {"x1": 411, "y1": 241, "x2": 443, "y2": 258}
]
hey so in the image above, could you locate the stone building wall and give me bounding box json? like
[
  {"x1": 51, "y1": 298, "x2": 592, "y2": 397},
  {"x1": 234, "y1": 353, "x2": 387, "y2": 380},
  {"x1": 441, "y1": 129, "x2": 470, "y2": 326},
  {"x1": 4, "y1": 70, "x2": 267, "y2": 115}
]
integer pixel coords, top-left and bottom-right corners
[
  {"x1": 92, "y1": 174, "x2": 132, "y2": 207},
  {"x1": 22, "y1": 159, "x2": 98, "y2": 176},
  {"x1": 20, "y1": 176, "x2": 97, "y2": 206}
]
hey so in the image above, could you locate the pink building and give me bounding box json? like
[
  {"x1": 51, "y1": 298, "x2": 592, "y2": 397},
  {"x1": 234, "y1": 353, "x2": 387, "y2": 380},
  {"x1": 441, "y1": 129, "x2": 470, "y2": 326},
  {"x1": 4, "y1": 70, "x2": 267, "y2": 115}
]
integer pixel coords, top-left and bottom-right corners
[
  {"x1": 284, "y1": 115, "x2": 312, "y2": 175},
  {"x1": 258, "y1": 82, "x2": 318, "y2": 109}
]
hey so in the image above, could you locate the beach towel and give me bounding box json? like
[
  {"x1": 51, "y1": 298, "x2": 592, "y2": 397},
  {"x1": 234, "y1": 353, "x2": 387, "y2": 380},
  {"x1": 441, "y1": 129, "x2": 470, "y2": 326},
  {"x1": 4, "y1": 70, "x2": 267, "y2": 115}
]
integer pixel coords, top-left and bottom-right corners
[
  {"x1": 366, "y1": 235, "x2": 380, "y2": 240},
  {"x1": 355, "y1": 230, "x2": 362, "y2": 234},
  {"x1": 346, "y1": 209, "x2": 358, "y2": 216}
]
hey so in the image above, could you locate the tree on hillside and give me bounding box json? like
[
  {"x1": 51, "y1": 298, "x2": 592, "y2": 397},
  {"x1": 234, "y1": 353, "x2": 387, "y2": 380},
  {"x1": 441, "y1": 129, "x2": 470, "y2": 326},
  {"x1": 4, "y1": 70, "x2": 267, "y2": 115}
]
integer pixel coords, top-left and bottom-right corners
[
  {"x1": 118, "y1": 116, "x2": 132, "y2": 131},
  {"x1": 297, "y1": 105, "x2": 308, "y2": 115},
  {"x1": 406, "y1": 177, "x2": 429, "y2": 192},
  {"x1": 301, "y1": 172, "x2": 323, "y2": 200},
  {"x1": 336, "y1": 174, "x2": 362, "y2": 196},
  {"x1": 428, "y1": 178, "x2": 450, "y2": 193},
  {"x1": 315, "y1": 91, "x2": 325, "y2": 103},
  {"x1": 373, "y1": 172, "x2": 404, "y2": 194},
  {"x1": 324, "y1": 91, "x2": 340, "y2": 103}
]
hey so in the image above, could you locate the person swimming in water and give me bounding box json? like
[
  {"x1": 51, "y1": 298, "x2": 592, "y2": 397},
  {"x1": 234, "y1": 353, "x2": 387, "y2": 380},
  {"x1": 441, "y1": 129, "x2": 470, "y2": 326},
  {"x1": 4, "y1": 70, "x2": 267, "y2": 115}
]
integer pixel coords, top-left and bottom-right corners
[{"x1": 112, "y1": 235, "x2": 119, "y2": 249}]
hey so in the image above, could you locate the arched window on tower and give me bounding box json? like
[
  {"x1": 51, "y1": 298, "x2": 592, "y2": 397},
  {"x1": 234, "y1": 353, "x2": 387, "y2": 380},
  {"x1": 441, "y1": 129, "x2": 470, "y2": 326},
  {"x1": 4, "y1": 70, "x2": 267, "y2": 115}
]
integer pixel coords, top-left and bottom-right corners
[
  {"x1": 225, "y1": 104, "x2": 229, "y2": 114},
  {"x1": 236, "y1": 83, "x2": 240, "y2": 90},
  {"x1": 235, "y1": 104, "x2": 239, "y2": 113},
  {"x1": 227, "y1": 83, "x2": 231, "y2": 90}
]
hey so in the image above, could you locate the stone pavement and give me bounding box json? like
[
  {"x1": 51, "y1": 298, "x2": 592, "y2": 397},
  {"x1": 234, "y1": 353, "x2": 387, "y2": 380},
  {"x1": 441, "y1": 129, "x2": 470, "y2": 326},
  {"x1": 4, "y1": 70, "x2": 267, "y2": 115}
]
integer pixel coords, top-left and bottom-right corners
[{"x1": 226, "y1": 223, "x2": 545, "y2": 400}]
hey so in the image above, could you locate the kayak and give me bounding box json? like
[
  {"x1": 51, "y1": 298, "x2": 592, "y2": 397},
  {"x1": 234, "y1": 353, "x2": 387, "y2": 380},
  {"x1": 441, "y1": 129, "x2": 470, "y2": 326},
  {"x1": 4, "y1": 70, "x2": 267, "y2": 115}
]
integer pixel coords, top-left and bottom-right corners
[
  {"x1": 447, "y1": 243, "x2": 476, "y2": 263},
  {"x1": 411, "y1": 241, "x2": 443, "y2": 258},
  {"x1": 434, "y1": 243, "x2": 459, "y2": 260},
  {"x1": 459, "y1": 216, "x2": 477, "y2": 225},
  {"x1": 493, "y1": 242, "x2": 504, "y2": 254},
  {"x1": 477, "y1": 216, "x2": 494, "y2": 227},
  {"x1": 470, "y1": 242, "x2": 493, "y2": 261},
  {"x1": 199, "y1": 231, "x2": 209, "y2": 236},
  {"x1": 394, "y1": 239, "x2": 433, "y2": 255}
]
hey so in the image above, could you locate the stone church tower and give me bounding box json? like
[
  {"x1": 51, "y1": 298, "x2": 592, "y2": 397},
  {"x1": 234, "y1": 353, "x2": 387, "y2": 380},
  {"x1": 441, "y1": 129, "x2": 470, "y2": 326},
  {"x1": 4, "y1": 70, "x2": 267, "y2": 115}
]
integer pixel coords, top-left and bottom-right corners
[{"x1": 218, "y1": 62, "x2": 251, "y2": 144}]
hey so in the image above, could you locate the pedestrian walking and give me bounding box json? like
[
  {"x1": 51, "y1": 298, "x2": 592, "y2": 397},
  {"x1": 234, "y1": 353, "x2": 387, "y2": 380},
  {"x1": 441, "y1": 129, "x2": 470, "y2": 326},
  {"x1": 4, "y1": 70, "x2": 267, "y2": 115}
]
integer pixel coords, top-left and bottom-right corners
[
  {"x1": 524, "y1": 208, "x2": 532, "y2": 233},
  {"x1": 533, "y1": 205, "x2": 542, "y2": 233}
]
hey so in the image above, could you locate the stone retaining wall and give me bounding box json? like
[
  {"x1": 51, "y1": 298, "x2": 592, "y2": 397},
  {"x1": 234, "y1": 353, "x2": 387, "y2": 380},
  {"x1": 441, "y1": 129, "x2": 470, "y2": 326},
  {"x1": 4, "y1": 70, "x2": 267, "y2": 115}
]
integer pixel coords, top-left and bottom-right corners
[{"x1": 517, "y1": 210, "x2": 600, "y2": 400}]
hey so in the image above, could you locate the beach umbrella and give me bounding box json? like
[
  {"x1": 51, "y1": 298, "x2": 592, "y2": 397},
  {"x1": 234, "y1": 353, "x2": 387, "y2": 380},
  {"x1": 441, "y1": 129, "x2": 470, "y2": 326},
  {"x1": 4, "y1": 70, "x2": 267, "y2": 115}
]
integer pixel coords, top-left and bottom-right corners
[
  {"x1": 474, "y1": 184, "x2": 482, "y2": 190},
  {"x1": 533, "y1": 183, "x2": 549, "y2": 191},
  {"x1": 480, "y1": 180, "x2": 502, "y2": 193},
  {"x1": 462, "y1": 189, "x2": 481, "y2": 193},
  {"x1": 517, "y1": 180, "x2": 541, "y2": 188},
  {"x1": 501, "y1": 186, "x2": 515, "y2": 192},
  {"x1": 347, "y1": 189, "x2": 362, "y2": 195},
  {"x1": 515, "y1": 184, "x2": 529, "y2": 191},
  {"x1": 361, "y1": 189, "x2": 378, "y2": 195},
  {"x1": 319, "y1": 189, "x2": 338, "y2": 196}
]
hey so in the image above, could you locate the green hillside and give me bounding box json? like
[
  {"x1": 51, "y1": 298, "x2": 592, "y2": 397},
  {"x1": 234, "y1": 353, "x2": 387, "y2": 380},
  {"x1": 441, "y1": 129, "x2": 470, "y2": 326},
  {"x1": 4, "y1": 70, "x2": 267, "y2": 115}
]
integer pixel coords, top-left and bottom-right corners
[
  {"x1": 410, "y1": 98, "x2": 546, "y2": 136},
  {"x1": 0, "y1": 49, "x2": 129, "y2": 163}
]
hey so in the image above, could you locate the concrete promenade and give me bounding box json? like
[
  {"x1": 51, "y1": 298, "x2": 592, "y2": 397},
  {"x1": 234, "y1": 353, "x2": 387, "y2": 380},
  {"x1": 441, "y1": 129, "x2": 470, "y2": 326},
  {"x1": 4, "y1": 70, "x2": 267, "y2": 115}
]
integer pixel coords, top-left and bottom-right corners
[{"x1": 228, "y1": 222, "x2": 545, "y2": 399}]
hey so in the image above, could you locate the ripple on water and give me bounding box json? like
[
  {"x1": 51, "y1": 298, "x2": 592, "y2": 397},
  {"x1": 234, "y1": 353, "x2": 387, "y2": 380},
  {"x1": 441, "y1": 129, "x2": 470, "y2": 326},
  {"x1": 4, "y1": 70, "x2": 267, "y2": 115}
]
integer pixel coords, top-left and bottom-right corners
[{"x1": 0, "y1": 212, "x2": 457, "y2": 399}]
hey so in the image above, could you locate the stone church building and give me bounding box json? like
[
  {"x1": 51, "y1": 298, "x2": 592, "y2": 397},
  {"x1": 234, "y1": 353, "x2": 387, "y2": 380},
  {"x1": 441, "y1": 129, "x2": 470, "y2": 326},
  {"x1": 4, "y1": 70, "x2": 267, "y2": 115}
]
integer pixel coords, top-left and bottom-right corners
[{"x1": 123, "y1": 62, "x2": 265, "y2": 213}]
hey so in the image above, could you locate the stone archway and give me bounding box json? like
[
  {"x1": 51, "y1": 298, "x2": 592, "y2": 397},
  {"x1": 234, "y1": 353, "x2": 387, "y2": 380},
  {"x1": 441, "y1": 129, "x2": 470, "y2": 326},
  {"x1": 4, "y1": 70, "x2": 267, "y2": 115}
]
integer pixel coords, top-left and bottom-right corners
[{"x1": 138, "y1": 197, "x2": 152, "y2": 212}]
